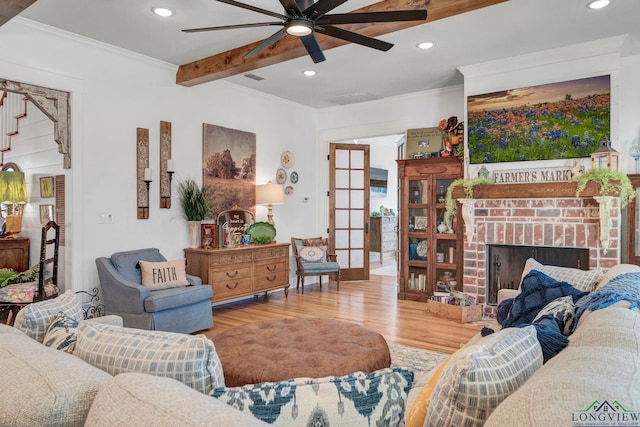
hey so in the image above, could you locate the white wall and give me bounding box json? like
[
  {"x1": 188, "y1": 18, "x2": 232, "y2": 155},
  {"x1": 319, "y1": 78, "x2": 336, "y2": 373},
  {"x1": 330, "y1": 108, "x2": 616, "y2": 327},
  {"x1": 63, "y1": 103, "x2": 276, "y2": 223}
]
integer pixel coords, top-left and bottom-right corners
[{"x1": 0, "y1": 18, "x2": 317, "y2": 293}]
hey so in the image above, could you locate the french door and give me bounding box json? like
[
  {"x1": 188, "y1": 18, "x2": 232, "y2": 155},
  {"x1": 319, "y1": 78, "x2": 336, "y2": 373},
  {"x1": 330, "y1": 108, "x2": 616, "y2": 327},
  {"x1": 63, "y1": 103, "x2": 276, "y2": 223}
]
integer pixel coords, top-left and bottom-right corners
[{"x1": 329, "y1": 143, "x2": 370, "y2": 281}]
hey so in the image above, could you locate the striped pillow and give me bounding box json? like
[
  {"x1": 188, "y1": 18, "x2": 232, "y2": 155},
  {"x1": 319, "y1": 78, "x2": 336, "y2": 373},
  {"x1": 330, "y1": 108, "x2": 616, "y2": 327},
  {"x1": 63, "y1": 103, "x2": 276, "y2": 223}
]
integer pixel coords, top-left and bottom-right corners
[
  {"x1": 74, "y1": 322, "x2": 225, "y2": 394},
  {"x1": 14, "y1": 290, "x2": 84, "y2": 343},
  {"x1": 520, "y1": 258, "x2": 602, "y2": 292},
  {"x1": 426, "y1": 326, "x2": 543, "y2": 426}
]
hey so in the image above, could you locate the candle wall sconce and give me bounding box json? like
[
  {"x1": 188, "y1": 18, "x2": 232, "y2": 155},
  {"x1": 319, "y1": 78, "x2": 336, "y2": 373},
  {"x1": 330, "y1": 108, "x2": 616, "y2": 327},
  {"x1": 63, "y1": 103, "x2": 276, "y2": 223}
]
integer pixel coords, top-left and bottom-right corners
[
  {"x1": 160, "y1": 121, "x2": 173, "y2": 208},
  {"x1": 137, "y1": 128, "x2": 151, "y2": 219}
]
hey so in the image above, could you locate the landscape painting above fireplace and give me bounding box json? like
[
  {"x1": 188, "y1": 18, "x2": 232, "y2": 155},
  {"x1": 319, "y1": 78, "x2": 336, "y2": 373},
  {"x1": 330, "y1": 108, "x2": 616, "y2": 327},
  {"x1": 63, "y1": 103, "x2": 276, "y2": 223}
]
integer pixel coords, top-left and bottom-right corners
[{"x1": 467, "y1": 75, "x2": 610, "y2": 164}]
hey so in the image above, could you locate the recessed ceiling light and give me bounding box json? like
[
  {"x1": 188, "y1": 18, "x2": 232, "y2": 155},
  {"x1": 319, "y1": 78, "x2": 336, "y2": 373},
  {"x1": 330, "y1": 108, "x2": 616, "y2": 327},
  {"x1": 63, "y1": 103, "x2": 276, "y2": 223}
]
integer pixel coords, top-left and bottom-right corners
[
  {"x1": 417, "y1": 41, "x2": 435, "y2": 50},
  {"x1": 587, "y1": 0, "x2": 610, "y2": 9},
  {"x1": 152, "y1": 7, "x2": 174, "y2": 17},
  {"x1": 303, "y1": 70, "x2": 316, "y2": 77}
]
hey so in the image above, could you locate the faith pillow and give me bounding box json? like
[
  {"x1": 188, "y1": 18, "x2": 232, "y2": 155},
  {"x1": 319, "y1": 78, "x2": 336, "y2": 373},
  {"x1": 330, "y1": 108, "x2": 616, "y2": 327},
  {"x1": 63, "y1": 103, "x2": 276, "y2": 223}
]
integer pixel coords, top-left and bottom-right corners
[{"x1": 139, "y1": 258, "x2": 189, "y2": 290}]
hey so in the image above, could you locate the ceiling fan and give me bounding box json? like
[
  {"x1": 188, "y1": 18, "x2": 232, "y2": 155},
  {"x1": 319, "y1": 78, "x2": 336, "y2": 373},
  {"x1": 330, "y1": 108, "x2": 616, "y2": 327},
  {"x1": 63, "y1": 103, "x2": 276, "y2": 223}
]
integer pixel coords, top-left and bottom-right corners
[{"x1": 182, "y1": 0, "x2": 428, "y2": 64}]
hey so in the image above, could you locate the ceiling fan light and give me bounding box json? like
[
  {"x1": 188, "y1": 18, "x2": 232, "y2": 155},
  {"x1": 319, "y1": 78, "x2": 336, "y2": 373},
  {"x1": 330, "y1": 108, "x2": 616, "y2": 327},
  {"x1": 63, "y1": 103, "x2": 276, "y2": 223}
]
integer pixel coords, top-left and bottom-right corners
[
  {"x1": 303, "y1": 70, "x2": 316, "y2": 77},
  {"x1": 587, "y1": 0, "x2": 610, "y2": 9},
  {"x1": 152, "y1": 7, "x2": 174, "y2": 17},
  {"x1": 286, "y1": 21, "x2": 312, "y2": 37}
]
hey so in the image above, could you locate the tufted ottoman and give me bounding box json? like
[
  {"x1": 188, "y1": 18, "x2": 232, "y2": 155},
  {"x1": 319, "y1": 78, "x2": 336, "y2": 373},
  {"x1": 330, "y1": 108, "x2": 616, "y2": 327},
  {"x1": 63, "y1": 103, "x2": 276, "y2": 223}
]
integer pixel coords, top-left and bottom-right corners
[{"x1": 212, "y1": 317, "x2": 391, "y2": 387}]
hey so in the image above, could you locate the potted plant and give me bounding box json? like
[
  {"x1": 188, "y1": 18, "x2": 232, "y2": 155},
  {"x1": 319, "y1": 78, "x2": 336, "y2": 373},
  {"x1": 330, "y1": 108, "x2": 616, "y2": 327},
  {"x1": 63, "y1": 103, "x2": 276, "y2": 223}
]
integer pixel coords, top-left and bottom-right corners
[{"x1": 177, "y1": 178, "x2": 211, "y2": 248}]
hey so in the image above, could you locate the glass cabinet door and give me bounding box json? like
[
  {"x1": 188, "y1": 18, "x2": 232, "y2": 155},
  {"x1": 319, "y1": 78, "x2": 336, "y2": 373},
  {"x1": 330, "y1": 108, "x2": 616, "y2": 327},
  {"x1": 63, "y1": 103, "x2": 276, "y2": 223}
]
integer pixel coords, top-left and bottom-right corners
[
  {"x1": 407, "y1": 179, "x2": 429, "y2": 291},
  {"x1": 435, "y1": 178, "x2": 458, "y2": 292}
]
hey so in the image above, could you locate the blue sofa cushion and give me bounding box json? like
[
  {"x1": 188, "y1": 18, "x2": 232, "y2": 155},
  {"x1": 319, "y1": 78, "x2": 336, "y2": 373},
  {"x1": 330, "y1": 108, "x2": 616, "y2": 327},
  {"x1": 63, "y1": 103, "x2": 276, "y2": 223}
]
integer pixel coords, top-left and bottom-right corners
[
  {"x1": 144, "y1": 285, "x2": 213, "y2": 313},
  {"x1": 301, "y1": 261, "x2": 340, "y2": 273},
  {"x1": 111, "y1": 248, "x2": 166, "y2": 284}
]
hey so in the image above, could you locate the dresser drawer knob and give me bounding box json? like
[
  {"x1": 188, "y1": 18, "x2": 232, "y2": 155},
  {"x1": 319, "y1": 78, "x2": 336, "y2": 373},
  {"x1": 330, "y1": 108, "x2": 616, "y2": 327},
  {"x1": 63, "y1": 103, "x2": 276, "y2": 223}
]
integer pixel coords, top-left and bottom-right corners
[
  {"x1": 266, "y1": 265, "x2": 277, "y2": 272},
  {"x1": 226, "y1": 282, "x2": 239, "y2": 290},
  {"x1": 266, "y1": 275, "x2": 276, "y2": 282},
  {"x1": 226, "y1": 270, "x2": 239, "y2": 278}
]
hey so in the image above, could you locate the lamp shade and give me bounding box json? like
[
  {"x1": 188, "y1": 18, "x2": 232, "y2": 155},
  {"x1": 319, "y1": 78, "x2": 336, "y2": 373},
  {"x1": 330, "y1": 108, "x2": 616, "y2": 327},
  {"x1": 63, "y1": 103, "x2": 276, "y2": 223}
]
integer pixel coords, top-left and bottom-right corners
[
  {"x1": 256, "y1": 182, "x2": 284, "y2": 206},
  {"x1": 0, "y1": 171, "x2": 27, "y2": 204}
]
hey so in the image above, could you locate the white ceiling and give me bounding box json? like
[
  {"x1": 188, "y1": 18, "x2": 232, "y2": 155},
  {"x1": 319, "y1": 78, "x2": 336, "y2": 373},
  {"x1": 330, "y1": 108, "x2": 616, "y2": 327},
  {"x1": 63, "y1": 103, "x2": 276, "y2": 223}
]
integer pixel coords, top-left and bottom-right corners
[{"x1": 17, "y1": 0, "x2": 640, "y2": 108}]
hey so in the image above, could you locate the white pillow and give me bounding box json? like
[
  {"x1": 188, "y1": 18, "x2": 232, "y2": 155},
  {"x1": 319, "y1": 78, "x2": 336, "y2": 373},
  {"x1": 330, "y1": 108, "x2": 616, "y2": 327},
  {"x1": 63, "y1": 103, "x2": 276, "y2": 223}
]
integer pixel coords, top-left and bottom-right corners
[
  {"x1": 14, "y1": 290, "x2": 84, "y2": 343},
  {"x1": 520, "y1": 258, "x2": 602, "y2": 292}
]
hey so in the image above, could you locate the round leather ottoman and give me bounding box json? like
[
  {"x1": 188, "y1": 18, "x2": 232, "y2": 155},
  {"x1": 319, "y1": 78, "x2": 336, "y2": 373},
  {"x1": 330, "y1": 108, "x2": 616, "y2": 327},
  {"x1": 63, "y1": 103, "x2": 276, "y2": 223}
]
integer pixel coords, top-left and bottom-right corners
[{"x1": 212, "y1": 317, "x2": 391, "y2": 387}]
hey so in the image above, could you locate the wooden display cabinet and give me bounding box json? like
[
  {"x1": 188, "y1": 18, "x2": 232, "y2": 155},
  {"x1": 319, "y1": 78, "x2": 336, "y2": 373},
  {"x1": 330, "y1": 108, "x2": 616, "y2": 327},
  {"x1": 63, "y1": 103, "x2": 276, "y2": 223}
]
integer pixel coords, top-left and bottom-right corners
[{"x1": 397, "y1": 157, "x2": 463, "y2": 301}]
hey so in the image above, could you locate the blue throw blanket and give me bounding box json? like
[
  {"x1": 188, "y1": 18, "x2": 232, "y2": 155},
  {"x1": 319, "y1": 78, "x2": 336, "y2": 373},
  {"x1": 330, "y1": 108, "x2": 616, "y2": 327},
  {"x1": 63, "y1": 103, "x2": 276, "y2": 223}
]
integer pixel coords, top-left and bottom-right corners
[{"x1": 570, "y1": 272, "x2": 640, "y2": 334}]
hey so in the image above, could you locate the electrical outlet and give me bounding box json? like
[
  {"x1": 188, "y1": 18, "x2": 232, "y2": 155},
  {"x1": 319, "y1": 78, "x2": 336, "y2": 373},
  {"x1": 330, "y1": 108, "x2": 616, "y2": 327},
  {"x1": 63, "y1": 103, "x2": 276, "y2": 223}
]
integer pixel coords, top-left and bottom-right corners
[{"x1": 98, "y1": 212, "x2": 113, "y2": 224}]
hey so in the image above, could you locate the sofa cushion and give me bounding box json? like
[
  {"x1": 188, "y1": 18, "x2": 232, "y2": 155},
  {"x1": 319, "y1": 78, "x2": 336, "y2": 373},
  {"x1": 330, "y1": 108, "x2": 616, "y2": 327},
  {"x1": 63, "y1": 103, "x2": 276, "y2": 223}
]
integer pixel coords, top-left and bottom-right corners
[
  {"x1": 595, "y1": 263, "x2": 640, "y2": 290},
  {"x1": 85, "y1": 373, "x2": 269, "y2": 427},
  {"x1": 110, "y1": 248, "x2": 165, "y2": 283},
  {"x1": 14, "y1": 289, "x2": 84, "y2": 343},
  {"x1": 520, "y1": 258, "x2": 602, "y2": 292},
  {"x1": 212, "y1": 367, "x2": 414, "y2": 426},
  {"x1": 425, "y1": 326, "x2": 543, "y2": 426},
  {"x1": 570, "y1": 306, "x2": 640, "y2": 351},
  {"x1": 0, "y1": 323, "x2": 112, "y2": 427},
  {"x1": 533, "y1": 295, "x2": 575, "y2": 335},
  {"x1": 139, "y1": 258, "x2": 190, "y2": 290},
  {"x1": 74, "y1": 322, "x2": 224, "y2": 394},
  {"x1": 143, "y1": 284, "x2": 213, "y2": 312},
  {"x1": 502, "y1": 270, "x2": 588, "y2": 329},
  {"x1": 43, "y1": 311, "x2": 79, "y2": 353}
]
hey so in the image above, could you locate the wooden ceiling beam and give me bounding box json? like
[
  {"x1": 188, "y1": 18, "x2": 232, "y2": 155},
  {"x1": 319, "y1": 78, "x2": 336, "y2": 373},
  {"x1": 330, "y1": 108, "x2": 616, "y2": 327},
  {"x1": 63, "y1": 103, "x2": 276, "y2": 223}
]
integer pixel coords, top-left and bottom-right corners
[
  {"x1": 0, "y1": 0, "x2": 38, "y2": 26},
  {"x1": 176, "y1": 0, "x2": 508, "y2": 87}
]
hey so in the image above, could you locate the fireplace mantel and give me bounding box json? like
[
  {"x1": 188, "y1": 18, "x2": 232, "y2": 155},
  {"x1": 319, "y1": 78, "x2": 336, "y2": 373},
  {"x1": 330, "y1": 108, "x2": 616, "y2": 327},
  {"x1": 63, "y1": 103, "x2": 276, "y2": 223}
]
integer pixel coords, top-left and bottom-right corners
[{"x1": 451, "y1": 180, "x2": 620, "y2": 200}]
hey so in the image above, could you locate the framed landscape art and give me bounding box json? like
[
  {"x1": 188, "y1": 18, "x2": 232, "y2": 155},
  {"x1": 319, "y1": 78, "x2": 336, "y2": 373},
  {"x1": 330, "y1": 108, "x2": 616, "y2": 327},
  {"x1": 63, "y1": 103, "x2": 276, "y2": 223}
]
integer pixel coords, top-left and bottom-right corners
[{"x1": 467, "y1": 75, "x2": 610, "y2": 164}]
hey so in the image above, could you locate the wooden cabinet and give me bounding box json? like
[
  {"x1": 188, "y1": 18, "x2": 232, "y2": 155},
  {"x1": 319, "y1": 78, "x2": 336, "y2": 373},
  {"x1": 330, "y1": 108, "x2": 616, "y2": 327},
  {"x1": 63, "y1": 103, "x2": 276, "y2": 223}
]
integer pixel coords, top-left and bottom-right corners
[
  {"x1": 397, "y1": 157, "x2": 463, "y2": 301},
  {"x1": 369, "y1": 216, "x2": 397, "y2": 263},
  {"x1": 626, "y1": 174, "x2": 640, "y2": 265},
  {"x1": 0, "y1": 237, "x2": 29, "y2": 272},
  {"x1": 184, "y1": 243, "x2": 290, "y2": 303}
]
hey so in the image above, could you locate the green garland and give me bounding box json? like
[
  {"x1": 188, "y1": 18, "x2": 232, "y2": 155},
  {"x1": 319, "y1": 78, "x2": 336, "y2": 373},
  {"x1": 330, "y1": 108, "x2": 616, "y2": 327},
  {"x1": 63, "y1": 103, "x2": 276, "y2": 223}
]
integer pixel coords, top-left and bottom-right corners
[
  {"x1": 574, "y1": 168, "x2": 635, "y2": 208},
  {"x1": 444, "y1": 177, "x2": 492, "y2": 227}
]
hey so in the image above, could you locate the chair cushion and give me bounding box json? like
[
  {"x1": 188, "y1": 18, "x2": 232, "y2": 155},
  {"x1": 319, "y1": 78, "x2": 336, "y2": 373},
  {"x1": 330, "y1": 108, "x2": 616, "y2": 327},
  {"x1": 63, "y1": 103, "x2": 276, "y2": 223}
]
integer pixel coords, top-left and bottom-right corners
[
  {"x1": 300, "y1": 261, "x2": 340, "y2": 273},
  {"x1": 14, "y1": 290, "x2": 84, "y2": 343},
  {"x1": 110, "y1": 248, "x2": 166, "y2": 284},
  {"x1": 74, "y1": 322, "x2": 225, "y2": 394},
  {"x1": 139, "y1": 258, "x2": 189, "y2": 290},
  {"x1": 143, "y1": 284, "x2": 213, "y2": 312}
]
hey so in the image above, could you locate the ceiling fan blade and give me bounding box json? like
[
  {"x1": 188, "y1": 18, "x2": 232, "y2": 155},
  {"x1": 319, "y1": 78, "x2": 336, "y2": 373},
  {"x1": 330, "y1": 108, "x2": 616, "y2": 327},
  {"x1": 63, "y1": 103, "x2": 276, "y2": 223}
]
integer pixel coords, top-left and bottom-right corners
[
  {"x1": 300, "y1": 34, "x2": 326, "y2": 63},
  {"x1": 244, "y1": 28, "x2": 288, "y2": 59},
  {"x1": 182, "y1": 22, "x2": 283, "y2": 33},
  {"x1": 216, "y1": 0, "x2": 288, "y2": 20},
  {"x1": 303, "y1": 0, "x2": 348, "y2": 20},
  {"x1": 279, "y1": 0, "x2": 303, "y2": 17},
  {"x1": 316, "y1": 26, "x2": 393, "y2": 51},
  {"x1": 317, "y1": 10, "x2": 427, "y2": 25}
]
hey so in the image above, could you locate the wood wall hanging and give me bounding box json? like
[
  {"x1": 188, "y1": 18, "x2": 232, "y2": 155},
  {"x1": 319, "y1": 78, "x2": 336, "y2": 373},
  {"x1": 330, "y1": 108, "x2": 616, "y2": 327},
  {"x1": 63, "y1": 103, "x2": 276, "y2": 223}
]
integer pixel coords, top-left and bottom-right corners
[
  {"x1": 136, "y1": 128, "x2": 150, "y2": 219},
  {"x1": 159, "y1": 121, "x2": 172, "y2": 208}
]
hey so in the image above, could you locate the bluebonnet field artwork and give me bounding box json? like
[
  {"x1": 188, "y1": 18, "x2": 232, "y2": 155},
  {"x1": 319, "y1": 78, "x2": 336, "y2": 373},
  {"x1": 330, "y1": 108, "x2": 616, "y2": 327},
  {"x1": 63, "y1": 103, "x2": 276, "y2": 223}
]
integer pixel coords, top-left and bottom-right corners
[{"x1": 467, "y1": 75, "x2": 610, "y2": 164}]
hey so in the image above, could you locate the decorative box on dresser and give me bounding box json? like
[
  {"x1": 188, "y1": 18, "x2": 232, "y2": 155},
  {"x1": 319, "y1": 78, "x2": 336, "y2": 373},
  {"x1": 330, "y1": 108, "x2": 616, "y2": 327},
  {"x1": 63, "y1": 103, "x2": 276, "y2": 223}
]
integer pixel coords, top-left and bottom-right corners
[
  {"x1": 184, "y1": 243, "x2": 290, "y2": 303},
  {"x1": 369, "y1": 216, "x2": 397, "y2": 264},
  {"x1": 397, "y1": 156, "x2": 463, "y2": 301}
]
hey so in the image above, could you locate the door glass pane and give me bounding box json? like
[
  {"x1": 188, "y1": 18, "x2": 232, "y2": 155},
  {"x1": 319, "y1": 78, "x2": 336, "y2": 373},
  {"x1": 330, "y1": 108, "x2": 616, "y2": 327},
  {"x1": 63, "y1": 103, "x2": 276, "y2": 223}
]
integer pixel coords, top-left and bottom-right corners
[
  {"x1": 335, "y1": 189, "x2": 349, "y2": 209},
  {"x1": 335, "y1": 149, "x2": 349, "y2": 168},
  {"x1": 350, "y1": 210, "x2": 364, "y2": 228},
  {"x1": 335, "y1": 169, "x2": 349, "y2": 187},
  {"x1": 351, "y1": 170, "x2": 364, "y2": 189},
  {"x1": 351, "y1": 150, "x2": 364, "y2": 169},
  {"x1": 335, "y1": 229, "x2": 349, "y2": 249},
  {"x1": 351, "y1": 229, "x2": 364, "y2": 248},
  {"x1": 335, "y1": 210, "x2": 349, "y2": 228},
  {"x1": 351, "y1": 249, "x2": 364, "y2": 268},
  {"x1": 336, "y1": 249, "x2": 348, "y2": 268},
  {"x1": 351, "y1": 190, "x2": 364, "y2": 209}
]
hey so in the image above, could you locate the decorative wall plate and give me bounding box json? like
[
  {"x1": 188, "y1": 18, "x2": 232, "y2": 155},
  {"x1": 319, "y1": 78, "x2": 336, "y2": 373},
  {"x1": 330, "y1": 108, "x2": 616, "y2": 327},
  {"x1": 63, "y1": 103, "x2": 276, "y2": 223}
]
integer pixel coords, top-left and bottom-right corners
[
  {"x1": 246, "y1": 221, "x2": 276, "y2": 244},
  {"x1": 281, "y1": 151, "x2": 295, "y2": 168},
  {"x1": 285, "y1": 185, "x2": 294, "y2": 195},
  {"x1": 276, "y1": 168, "x2": 287, "y2": 184},
  {"x1": 290, "y1": 171, "x2": 299, "y2": 184}
]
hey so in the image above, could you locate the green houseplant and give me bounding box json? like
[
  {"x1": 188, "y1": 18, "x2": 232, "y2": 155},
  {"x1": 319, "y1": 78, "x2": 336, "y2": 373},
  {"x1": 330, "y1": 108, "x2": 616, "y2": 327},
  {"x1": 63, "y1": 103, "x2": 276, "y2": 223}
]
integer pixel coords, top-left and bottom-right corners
[
  {"x1": 178, "y1": 178, "x2": 211, "y2": 248},
  {"x1": 444, "y1": 177, "x2": 493, "y2": 227}
]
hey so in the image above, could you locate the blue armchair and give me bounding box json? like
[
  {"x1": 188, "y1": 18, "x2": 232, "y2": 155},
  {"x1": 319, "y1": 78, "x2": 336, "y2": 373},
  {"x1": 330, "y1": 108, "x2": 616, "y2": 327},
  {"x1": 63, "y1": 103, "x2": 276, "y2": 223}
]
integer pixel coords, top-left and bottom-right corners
[{"x1": 95, "y1": 248, "x2": 213, "y2": 333}]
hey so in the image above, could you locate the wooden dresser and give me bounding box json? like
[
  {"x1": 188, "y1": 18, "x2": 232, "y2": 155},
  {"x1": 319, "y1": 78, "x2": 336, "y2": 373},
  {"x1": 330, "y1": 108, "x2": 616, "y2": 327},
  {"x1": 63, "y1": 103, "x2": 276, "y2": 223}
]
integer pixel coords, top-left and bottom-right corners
[
  {"x1": 0, "y1": 237, "x2": 30, "y2": 272},
  {"x1": 184, "y1": 243, "x2": 290, "y2": 303},
  {"x1": 369, "y1": 216, "x2": 397, "y2": 264}
]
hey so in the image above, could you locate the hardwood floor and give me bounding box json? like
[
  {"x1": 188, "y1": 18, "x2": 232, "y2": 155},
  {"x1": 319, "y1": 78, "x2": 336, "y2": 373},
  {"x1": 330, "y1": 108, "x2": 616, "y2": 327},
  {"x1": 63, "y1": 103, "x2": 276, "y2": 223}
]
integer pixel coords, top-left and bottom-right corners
[{"x1": 202, "y1": 273, "x2": 482, "y2": 354}]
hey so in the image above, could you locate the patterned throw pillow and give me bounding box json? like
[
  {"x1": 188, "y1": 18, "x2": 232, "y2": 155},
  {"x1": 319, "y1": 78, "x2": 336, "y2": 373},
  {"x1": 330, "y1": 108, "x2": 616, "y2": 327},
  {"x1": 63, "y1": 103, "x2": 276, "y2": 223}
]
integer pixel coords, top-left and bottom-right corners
[
  {"x1": 43, "y1": 311, "x2": 79, "y2": 353},
  {"x1": 302, "y1": 237, "x2": 328, "y2": 247},
  {"x1": 298, "y1": 245, "x2": 327, "y2": 263},
  {"x1": 533, "y1": 295, "x2": 575, "y2": 335},
  {"x1": 520, "y1": 258, "x2": 602, "y2": 292},
  {"x1": 425, "y1": 326, "x2": 543, "y2": 426},
  {"x1": 13, "y1": 289, "x2": 84, "y2": 343},
  {"x1": 74, "y1": 322, "x2": 225, "y2": 394},
  {"x1": 138, "y1": 258, "x2": 189, "y2": 290},
  {"x1": 212, "y1": 367, "x2": 414, "y2": 426}
]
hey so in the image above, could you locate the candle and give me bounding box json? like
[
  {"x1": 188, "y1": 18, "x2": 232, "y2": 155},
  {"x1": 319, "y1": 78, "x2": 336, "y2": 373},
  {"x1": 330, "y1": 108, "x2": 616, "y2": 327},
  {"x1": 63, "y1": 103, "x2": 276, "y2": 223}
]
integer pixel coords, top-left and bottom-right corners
[
  {"x1": 144, "y1": 168, "x2": 152, "y2": 181},
  {"x1": 167, "y1": 159, "x2": 174, "y2": 172}
]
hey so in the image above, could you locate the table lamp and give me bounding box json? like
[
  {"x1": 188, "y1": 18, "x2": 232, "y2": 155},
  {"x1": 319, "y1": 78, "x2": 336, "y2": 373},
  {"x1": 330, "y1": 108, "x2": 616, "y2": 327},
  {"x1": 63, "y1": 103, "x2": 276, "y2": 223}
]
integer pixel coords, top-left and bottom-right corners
[
  {"x1": 256, "y1": 182, "x2": 284, "y2": 226},
  {"x1": 0, "y1": 171, "x2": 28, "y2": 235}
]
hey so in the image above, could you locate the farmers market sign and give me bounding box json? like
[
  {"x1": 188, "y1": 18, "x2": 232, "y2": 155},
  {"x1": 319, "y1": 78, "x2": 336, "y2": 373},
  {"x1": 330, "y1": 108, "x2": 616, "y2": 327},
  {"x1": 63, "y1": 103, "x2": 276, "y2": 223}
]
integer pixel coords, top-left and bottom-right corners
[{"x1": 492, "y1": 166, "x2": 574, "y2": 184}]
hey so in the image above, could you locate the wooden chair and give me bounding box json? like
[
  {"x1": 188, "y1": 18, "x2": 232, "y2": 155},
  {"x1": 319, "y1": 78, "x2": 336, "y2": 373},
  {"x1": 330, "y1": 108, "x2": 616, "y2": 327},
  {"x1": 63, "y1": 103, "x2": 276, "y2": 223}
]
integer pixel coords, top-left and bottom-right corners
[
  {"x1": 0, "y1": 221, "x2": 60, "y2": 325},
  {"x1": 291, "y1": 237, "x2": 340, "y2": 294}
]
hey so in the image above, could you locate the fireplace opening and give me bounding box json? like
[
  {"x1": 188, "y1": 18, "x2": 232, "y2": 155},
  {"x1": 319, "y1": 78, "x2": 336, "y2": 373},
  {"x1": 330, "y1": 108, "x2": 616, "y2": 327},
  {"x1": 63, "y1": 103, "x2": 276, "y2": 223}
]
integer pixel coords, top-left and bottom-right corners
[{"x1": 486, "y1": 245, "x2": 589, "y2": 305}]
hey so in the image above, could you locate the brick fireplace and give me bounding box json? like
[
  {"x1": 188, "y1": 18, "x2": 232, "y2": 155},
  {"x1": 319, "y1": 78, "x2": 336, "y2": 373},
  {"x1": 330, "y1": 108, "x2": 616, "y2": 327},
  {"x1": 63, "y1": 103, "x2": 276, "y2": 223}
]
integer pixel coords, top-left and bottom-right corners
[{"x1": 453, "y1": 182, "x2": 621, "y2": 317}]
